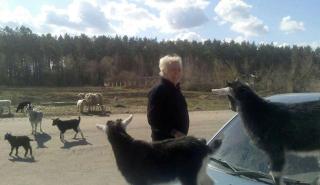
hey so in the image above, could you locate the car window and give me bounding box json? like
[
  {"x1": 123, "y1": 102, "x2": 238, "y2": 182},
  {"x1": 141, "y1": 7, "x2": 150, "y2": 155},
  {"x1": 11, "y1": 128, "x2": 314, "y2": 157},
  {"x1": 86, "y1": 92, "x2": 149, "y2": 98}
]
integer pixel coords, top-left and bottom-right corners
[{"x1": 209, "y1": 115, "x2": 320, "y2": 183}]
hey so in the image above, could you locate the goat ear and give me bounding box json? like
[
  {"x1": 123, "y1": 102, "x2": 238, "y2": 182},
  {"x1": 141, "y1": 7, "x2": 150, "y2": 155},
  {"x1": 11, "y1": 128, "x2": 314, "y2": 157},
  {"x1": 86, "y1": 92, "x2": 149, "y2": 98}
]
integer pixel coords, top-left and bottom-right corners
[{"x1": 106, "y1": 120, "x2": 113, "y2": 126}]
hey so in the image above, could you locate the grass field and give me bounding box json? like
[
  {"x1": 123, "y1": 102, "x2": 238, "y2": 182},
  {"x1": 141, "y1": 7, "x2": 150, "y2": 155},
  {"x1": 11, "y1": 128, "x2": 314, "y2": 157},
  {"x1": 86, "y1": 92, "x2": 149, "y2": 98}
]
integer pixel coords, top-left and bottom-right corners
[{"x1": 0, "y1": 86, "x2": 229, "y2": 117}]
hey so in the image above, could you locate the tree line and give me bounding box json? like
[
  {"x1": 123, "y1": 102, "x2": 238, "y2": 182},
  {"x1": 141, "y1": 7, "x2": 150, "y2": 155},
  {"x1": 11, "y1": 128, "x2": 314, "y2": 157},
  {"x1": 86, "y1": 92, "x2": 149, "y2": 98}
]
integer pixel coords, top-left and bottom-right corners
[{"x1": 1, "y1": 26, "x2": 320, "y2": 92}]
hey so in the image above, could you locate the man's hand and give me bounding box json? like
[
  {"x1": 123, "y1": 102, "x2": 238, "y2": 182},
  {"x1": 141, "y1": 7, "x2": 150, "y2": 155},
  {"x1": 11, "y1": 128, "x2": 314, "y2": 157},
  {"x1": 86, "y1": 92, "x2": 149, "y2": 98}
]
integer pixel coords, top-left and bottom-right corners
[{"x1": 171, "y1": 130, "x2": 185, "y2": 138}]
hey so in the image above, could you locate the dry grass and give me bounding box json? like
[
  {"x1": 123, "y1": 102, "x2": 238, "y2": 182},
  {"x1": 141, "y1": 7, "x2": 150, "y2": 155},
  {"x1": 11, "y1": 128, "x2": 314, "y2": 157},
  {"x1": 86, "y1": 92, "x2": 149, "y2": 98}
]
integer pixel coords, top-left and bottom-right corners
[{"x1": 0, "y1": 86, "x2": 229, "y2": 117}]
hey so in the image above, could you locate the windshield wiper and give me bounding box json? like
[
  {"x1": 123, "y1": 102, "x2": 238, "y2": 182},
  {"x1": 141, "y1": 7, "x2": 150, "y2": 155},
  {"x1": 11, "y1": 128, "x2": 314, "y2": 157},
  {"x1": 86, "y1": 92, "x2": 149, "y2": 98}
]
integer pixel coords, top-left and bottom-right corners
[
  {"x1": 233, "y1": 170, "x2": 274, "y2": 185},
  {"x1": 209, "y1": 157, "x2": 237, "y2": 172},
  {"x1": 209, "y1": 157, "x2": 311, "y2": 185},
  {"x1": 209, "y1": 157, "x2": 274, "y2": 184}
]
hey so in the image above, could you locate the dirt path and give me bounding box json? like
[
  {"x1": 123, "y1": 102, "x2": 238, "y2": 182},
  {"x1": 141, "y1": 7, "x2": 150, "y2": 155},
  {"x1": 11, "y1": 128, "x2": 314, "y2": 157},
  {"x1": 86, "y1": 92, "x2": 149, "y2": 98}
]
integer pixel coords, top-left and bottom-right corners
[{"x1": 0, "y1": 110, "x2": 235, "y2": 185}]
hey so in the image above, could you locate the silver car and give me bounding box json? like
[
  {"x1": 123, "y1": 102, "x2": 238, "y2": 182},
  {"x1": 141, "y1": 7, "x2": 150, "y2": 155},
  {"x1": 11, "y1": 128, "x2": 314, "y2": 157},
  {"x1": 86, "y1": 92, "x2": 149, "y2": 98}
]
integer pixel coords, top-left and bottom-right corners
[{"x1": 205, "y1": 93, "x2": 320, "y2": 185}]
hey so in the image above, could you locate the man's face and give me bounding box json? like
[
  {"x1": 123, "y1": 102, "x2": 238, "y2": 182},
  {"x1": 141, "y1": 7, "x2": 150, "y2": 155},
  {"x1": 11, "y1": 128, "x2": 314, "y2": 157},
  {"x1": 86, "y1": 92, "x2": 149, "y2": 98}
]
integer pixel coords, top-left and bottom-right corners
[{"x1": 165, "y1": 62, "x2": 182, "y2": 85}]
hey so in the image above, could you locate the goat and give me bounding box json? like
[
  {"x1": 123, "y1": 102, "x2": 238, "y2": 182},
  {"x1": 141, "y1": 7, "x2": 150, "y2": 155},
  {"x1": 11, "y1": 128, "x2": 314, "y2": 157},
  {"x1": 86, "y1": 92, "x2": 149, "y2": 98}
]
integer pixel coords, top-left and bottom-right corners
[
  {"x1": 84, "y1": 93, "x2": 104, "y2": 112},
  {"x1": 77, "y1": 99, "x2": 87, "y2": 113},
  {"x1": 96, "y1": 115, "x2": 219, "y2": 185},
  {"x1": 211, "y1": 79, "x2": 320, "y2": 185},
  {"x1": 0, "y1": 100, "x2": 11, "y2": 115},
  {"x1": 16, "y1": 101, "x2": 31, "y2": 113},
  {"x1": 4, "y1": 133, "x2": 33, "y2": 157},
  {"x1": 25, "y1": 104, "x2": 43, "y2": 134},
  {"x1": 25, "y1": 104, "x2": 43, "y2": 135},
  {"x1": 77, "y1": 93, "x2": 86, "y2": 99},
  {"x1": 52, "y1": 116, "x2": 84, "y2": 143}
]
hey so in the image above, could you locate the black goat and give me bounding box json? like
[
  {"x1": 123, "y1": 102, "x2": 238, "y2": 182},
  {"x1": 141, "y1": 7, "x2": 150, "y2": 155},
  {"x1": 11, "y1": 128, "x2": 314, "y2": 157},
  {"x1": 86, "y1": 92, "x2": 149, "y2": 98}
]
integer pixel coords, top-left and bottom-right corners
[
  {"x1": 212, "y1": 80, "x2": 320, "y2": 185},
  {"x1": 52, "y1": 116, "x2": 84, "y2": 143},
  {"x1": 96, "y1": 115, "x2": 219, "y2": 185},
  {"x1": 16, "y1": 101, "x2": 31, "y2": 113},
  {"x1": 4, "y1": 133, "x2": 33, "y2": 157}
]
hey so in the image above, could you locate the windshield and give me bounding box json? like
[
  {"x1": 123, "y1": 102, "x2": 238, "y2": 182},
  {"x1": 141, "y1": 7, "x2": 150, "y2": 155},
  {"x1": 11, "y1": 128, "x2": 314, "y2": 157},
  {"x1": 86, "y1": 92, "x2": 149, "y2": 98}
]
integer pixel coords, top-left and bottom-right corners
[{"x1": 209, "y1": 115, "x2": 320, "y2": 184}]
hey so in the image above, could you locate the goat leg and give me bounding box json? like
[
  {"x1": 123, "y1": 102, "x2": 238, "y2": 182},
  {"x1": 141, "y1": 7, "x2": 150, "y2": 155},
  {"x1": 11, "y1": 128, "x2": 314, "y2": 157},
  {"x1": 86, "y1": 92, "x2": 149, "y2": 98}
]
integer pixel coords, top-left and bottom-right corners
[
  {"x1": 9, "y1": 146, "x2": 13, "y2": 156},
  {"x1": 78, "y1": 128, "x2": 85, "y2": 139},
  {"x1": 73, "y1": 131, "x2": 78, "y2": 139},
  {"x1": 29, "y1": 146, "x2": 32, "y2": 157},
  {"x1": 40, "y1": 121, "x2": 43, "y2": 133},
  {"x1": 269, "y1": 150, "x2": 285, "y2": 185},
  {"x1": 24, "y1": 146, "x2": 28, "y2": 157},
  {"x1": 31, "y1": 123, "x2": 34, "y2": 135},
  {"x1": 35, "y1": 122, "x2": 38, "y2": 135},
  {"x1": 15, "y1": 147, "x2": 19, "y2": 156},
  {"x1": 60, "y1": 133, "x2": 65, "y2": 143}
]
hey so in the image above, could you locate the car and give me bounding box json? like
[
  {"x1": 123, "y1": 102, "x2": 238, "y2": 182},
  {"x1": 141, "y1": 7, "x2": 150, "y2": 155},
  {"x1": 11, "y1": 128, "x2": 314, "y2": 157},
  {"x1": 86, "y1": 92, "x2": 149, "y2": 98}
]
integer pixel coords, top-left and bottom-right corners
[
  {"x1": 205, "y1": 93, "x2": 320, "y2": 185},
  {"x1": 171, "y1": 93, "x2": 320, "y2": 185}
]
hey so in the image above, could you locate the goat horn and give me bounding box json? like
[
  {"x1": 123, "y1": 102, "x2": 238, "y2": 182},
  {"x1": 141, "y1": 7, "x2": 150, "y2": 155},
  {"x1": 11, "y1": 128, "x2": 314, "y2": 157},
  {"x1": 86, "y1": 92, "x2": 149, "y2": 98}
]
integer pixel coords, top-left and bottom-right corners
[
  {"x1": 122, "y1": 114, "x2": 133, "y2": 127},
  {"x1": 211, "y1": 87, "x2": 231, "y2": 96},
  {"x1": 96, "y1": 124, "x2": 107, "y2": 132}
]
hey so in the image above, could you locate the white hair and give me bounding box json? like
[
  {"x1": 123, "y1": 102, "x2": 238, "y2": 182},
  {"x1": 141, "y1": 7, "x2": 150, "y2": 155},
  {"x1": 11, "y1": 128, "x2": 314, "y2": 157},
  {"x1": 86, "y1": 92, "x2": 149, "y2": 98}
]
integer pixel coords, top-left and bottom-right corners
[{"x1": 159, "y1": 55, "x2": 182, "y2": 76}]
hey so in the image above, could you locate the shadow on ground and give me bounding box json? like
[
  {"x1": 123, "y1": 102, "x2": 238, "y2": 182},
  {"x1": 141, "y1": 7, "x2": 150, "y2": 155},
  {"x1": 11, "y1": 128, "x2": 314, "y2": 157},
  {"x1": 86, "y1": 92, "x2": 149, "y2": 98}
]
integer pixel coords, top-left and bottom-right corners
[
  {"x1": 34, "y1": 132, "x2": 52, "y2": 148},
  {"x1": 61, "y1": 138, "x2": 92, "y2": 149},
  {"x1": 8, "y1": 156, "x2": 36, "y2": 163},
  {"x1": 0, "y1": 113, "x2": 14, "y2": 118}
]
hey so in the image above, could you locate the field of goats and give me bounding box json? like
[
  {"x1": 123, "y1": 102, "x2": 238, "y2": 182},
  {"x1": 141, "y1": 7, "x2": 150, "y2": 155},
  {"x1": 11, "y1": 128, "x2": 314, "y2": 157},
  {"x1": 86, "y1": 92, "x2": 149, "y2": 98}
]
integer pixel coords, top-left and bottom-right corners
[
  {"x1": 0, "y1": 86, "x2": 229, "y2": 117},
  {"x1": 0, "y1": 111, "x2": 234, "y2": 185}
]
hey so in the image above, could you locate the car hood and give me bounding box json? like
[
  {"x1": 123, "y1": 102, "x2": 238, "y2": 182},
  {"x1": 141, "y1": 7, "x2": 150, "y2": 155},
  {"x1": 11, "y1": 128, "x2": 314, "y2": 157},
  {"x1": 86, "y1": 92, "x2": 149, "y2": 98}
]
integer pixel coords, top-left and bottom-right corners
[{"x1": 167, "y1": 163, "x2": 269, "y2": 185}]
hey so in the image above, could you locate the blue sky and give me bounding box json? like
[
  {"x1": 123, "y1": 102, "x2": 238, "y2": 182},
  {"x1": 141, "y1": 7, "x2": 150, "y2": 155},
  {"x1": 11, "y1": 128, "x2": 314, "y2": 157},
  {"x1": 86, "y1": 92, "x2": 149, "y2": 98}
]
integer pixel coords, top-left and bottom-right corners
[{"x1": 0, "y1": 0, "x2": 319, "y2": 48}]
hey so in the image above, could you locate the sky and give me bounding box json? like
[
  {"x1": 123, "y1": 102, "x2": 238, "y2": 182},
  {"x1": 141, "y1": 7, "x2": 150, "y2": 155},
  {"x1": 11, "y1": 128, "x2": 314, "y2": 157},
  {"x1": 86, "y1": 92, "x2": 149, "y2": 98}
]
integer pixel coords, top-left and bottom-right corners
[{"x1": 0, "y1": 0, "x2": 319, "y2": 48}]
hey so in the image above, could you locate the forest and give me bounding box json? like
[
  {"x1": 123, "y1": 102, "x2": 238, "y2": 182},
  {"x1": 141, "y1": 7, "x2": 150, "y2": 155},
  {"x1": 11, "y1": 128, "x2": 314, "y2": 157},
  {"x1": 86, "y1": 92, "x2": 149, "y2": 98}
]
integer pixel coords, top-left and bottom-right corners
[{"x1": 1, "y1": 26, "x2": 320, "y2": 93}]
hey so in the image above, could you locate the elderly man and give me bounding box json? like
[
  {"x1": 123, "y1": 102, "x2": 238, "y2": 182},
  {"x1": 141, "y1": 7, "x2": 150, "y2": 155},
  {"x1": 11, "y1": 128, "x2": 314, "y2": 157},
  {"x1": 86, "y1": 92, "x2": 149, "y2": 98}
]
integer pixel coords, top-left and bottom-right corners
[{"x1": 147, "y1": 54, "x2": 189, "y2": 141}]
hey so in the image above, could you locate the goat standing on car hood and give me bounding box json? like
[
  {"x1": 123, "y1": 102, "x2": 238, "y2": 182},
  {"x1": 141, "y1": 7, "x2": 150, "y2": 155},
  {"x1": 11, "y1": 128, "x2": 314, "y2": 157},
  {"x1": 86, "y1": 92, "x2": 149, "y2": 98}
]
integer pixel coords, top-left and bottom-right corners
[{"x1": 212, "y1": 79, "x2": 320, "y2": 185}]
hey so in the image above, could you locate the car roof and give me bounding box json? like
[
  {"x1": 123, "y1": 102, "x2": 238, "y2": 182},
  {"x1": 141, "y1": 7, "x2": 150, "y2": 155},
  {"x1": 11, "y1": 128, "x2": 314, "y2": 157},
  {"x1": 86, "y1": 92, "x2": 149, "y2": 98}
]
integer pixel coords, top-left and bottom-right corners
[{"x1": 266, "y1": 92, "x2": 320, "y2": 104}]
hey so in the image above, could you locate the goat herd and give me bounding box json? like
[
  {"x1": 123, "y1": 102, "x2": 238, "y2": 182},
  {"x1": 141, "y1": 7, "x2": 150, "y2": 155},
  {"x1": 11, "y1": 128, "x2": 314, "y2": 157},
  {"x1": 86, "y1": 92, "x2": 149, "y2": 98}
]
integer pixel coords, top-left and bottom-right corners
[
  {"x1": 1, "y1": 92, "x2": 107, "y2": 159},
  {"x1": 3, "y1": 101, "x2": 86, "y2": 158},
  {"x1": 2, "y1": 80, "x2": 320, "y2": 185}
]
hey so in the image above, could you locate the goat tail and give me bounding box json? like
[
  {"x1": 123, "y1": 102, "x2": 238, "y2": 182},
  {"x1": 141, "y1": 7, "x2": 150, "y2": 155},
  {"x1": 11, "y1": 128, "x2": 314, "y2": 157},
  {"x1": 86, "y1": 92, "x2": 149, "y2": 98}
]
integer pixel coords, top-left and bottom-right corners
[
  {"x1": 96, "y1": 124, "x2": 107, "y2": 132},
  {"x1": 78, "y1": 116, "x2": 81, "y2": 121}
]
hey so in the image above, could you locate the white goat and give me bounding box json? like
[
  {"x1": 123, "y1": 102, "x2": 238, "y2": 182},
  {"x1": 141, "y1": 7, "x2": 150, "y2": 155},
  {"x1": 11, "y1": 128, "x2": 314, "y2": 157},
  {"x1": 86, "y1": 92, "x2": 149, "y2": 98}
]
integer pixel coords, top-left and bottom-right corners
[
  {"x1": 77, "y1": 99, "x2": 87, "y2": 113},
  {"x1": 25, "y1": 104, "x2": 43, "y2": 135},
  {"x1": 0, "y1": 100, "x2": 11, "y2": 115},
  {"x1": 84, "y1": 93, "x2": 104, "y2": 112}
]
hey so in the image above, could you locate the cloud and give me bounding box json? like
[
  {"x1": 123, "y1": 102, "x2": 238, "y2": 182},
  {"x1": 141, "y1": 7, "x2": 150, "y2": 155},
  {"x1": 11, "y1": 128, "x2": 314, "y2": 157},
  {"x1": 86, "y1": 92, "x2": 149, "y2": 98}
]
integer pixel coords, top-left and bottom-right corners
[
  {"x1": 280, "y1": 16, "x2": 305, "y2": 34},
  {"x1": 100, "y1": 1, "x2": 158, "y2": 36},
  {"x1": 163, "y1": 7, "x2": 208, "y2": 30},
  {"x1": 142, "y1": 0, "x2": 210, "y2": 32},
  {"x1": 173, "y1": 31, "x2": 204, "y2": 42},
  {"x1": 0, "y1": 0, "x2": 210, "y2": 37},
  {"x1": 42, "y1": 1, "x2": 113, "y2": 35},
  {"x1": 214, "y1": 0, "x2": 268, "y2": 38},
  {"x1": 144, "y1": 0, "x2": 210, "y2": 10},
  {"x1": 224, "y1": 36, "x2": 246, "y2": 43},
  {"x1": 0, "y1": 5, "x2": 34, "y2": 27}
]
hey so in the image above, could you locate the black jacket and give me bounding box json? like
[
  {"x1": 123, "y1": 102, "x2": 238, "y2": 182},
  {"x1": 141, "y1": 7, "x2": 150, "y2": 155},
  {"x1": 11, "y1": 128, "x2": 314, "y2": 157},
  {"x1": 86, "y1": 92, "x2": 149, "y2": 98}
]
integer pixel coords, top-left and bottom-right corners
[{"x1": 147, "y1": 78, "x2": 189, "y2": 141}]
